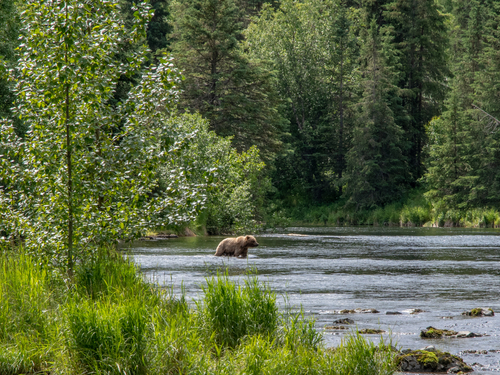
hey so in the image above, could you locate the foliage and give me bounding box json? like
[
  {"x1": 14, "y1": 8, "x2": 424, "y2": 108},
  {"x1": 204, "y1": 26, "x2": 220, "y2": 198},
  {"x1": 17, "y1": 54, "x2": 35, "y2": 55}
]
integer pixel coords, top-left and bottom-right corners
[
  {"x1": 0, "y1": 0, "x2": 205, "y2": 271},
  {"x1": 0, "y1": 0, "x2": 23, "y2": 135},
  {"x1": 197, "y1": 272, "x2": 279, "y2": 348},
  {"x1": 169, "y1": 0, "x2": 286, "y2": 161},
  {"x1": 343, "y1": 18, "x2": 408, "y2": 210},
  {"x1": 246, "y1": 0, "x2": 359, "y2": 204},
  {"x1": 424, "y1": 1, "x2": 500, "y2": 212},
  {"x1": 158, "y1": 113, "x2": 270, "y2": 234},
  {"x1": 385, "y1": 0, "x2": 450, "y2": 180}
]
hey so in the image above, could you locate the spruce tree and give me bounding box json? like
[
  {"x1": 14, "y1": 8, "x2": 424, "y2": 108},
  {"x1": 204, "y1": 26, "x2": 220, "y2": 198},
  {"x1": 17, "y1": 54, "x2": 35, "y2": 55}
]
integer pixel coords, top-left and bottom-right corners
[
  {"x1": 424, "y1": 0, "x2": 500, "y2": 210},
  {"x1": 377, "y1": 0, "x2": 447, "y2": 182},
  {"x1": 169, "y1": 0, "x2": 285, "y2": 160},
  {"x1": 328, "y1": 1, "x2": 359, "y2": 194},
  {"x1": 343, "y1": 19, "x2": 407, "y2": 209}
]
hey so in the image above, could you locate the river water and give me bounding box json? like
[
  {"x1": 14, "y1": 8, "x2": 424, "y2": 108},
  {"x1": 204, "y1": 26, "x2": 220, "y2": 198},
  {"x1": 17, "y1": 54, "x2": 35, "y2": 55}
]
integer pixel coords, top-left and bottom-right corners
[{"x1": 123, "y1": 227, "x2": 500, "y2": 374}]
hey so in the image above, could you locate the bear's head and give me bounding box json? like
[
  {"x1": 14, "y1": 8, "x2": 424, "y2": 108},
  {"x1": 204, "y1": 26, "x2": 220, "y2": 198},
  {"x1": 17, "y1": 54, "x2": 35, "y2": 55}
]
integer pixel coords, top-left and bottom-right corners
[{"x1": 245, "y1": 235, "x2": 259, "y2": 247}]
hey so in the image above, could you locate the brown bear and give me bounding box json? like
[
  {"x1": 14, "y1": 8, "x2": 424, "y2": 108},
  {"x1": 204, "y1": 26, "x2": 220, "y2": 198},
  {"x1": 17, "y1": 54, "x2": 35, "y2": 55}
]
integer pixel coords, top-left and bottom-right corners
[{"x1": 214, "y1": 235, "x2": 259, "y2": 258}]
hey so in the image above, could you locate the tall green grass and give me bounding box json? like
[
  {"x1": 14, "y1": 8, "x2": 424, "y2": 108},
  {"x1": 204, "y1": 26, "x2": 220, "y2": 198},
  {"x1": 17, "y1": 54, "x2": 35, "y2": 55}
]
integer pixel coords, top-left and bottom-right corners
[
  {"x1": 198, "y1": 272, "x2": 279, "y2": 348},
  {"x1": 0, "y1": 246, "x2": 398, "y2": 374}
]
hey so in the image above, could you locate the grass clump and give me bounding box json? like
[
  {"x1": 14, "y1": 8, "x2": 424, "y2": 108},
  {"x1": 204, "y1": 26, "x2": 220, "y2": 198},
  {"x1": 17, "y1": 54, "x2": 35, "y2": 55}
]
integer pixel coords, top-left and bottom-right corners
[
  {"x1": 198, "y1": 272, "x2": 279, "y2": 348},
  {"x1": 0, "y1": 245, "x2": 398, "y2": 374}
]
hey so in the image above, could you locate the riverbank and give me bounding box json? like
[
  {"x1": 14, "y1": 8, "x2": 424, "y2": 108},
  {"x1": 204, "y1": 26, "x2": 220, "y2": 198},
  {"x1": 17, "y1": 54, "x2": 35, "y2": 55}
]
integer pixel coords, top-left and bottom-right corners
[
  {"x1": 285, "y1": 192, "x2": 500, "y2": 228},
  {"x1": 0, "y1": 246, "x2": 396, "y2": 374}
]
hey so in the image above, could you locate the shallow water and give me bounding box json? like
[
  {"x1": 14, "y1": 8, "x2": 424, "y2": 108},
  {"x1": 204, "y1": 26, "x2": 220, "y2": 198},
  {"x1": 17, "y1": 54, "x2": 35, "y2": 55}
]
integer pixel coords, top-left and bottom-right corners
[{"x1": 123, "y1": 227, "x2": 500, "y2": 374}]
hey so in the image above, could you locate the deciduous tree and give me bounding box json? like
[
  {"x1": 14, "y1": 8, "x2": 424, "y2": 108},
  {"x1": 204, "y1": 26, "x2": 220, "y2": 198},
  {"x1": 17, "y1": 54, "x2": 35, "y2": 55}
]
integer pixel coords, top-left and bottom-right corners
[{"x1": 0, "y1": 0, "x2": 204, "y2": 272}]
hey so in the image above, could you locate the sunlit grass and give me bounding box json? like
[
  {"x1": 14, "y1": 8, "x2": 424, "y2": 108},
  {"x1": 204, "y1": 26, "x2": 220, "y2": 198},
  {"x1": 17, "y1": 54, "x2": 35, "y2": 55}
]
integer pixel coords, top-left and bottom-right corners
[{"x1": 0, "y1": 246, "x2": 397, "y2": 374}]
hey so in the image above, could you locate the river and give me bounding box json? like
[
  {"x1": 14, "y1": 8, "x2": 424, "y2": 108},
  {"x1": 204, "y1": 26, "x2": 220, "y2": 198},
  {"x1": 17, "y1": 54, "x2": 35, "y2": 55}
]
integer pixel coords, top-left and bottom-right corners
[{"x1": 123, "y1": 227, "x2": 500, "y2": 374}]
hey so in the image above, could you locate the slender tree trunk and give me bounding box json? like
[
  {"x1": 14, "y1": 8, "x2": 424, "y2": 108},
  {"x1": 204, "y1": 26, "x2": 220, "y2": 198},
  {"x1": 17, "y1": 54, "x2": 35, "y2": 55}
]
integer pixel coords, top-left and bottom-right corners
[
  {"x1": 338, "y1": 45, "x2": 344, "y2": 195},
  {"x1": 209, "y1": 50, "x2": 218, "y2": 128},
  {"x1": 65, "y1": 2, "x2": 74, "y2": 275}
]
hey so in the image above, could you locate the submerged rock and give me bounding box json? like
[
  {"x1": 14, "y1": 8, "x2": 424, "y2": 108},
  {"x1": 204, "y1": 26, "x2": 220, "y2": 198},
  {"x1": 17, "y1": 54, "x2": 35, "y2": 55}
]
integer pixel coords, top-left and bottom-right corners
[
  {"x1": 462, "y1": 349, "x2": 488, "y2": 354},
  {"x1": 396, "y1": 349, "x2": 472, "y2": 373},
  {"x1": 455, "y1": 331, "x2": 484, "y2": 338},
  {"x1": 358, "y1": 328, "x2": 385, "y2": 334},
  {"x1": 333, "y1": 318, "x2": 354, "y2": 324},
  {"x1": 410, "y1": 308, "x2": 425, "y2": 314},
  {"x1": 462, "y1": 307, "x2": 494, "y2": 317},
  {"x1": 324, "y1": 325, "x2": 349, "y2": 330},
  {"x1": 402, "y1": 308, "x2": 425, "y2": 314},
  {"x1": 386, "y1": 311, "x2": 402, "y2": 315}
]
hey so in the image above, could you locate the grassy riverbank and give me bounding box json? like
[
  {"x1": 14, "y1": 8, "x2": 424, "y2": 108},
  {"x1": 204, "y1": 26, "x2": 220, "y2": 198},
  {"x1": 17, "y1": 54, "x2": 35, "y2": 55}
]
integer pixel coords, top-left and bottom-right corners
[
  {"x1": 0, "y1": 246, "x2": 397, "y2": 374},
  {"x1": 287, "y1": 190, "x2": 500, "y2": 228}
]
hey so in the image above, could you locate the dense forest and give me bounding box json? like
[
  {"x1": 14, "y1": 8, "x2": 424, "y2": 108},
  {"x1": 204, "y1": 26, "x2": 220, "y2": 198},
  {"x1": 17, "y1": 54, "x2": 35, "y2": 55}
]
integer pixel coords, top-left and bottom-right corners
[{"x1": 1, "y1": 0, "x2": 500, "y2": 253}]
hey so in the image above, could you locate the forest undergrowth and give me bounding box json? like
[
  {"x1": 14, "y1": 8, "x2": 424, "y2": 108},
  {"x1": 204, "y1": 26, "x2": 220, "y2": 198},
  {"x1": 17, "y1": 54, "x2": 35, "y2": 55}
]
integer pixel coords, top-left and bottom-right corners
[
  {"x1": 0, "y1": 246, "x2": 397, "y2": 375},
  {"x1": 286, "y1": 190, "x2": 500, "y2": 228}
]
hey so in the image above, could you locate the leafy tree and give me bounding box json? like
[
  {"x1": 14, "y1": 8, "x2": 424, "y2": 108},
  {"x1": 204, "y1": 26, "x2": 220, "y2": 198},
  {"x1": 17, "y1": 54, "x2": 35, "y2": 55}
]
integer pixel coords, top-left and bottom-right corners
[
  {"x1": 0, "y1": 0, "x2": 22, "y2": 134},
  {"x1": 343, "y1": 19, "x2": 407, "y2": 209},
  {"x1": 169, "y1": 0, "x2": 286, "y2": 161},
  {"x1": 0, "y1": 0, "x2": 204, "y2": 272},
  {"x1": 246, "y1": 0, "x2": 359, "y2": 204},
  {"x1": 159, "y1": 113, "x2": 269, "y2": 234}
]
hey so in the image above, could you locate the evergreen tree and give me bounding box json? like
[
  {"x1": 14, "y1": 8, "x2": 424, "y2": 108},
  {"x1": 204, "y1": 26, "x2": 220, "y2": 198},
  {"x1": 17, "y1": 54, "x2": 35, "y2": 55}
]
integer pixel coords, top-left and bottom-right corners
[
  {"x1": 327, "y1": 1, "x2": 359, "y2": 194},
  {"x1": 471, "y1": 1, "x2": 500, "y2": 205},
  {"x1": 343, "y1": 19, "x2": 407, "y2": 209},
  {"x1": 424, "y1": 0, "x2": 500, "y2": 210},
  {"x1": 169, "y1": 0, "x2": 286, "y2": 160},
  {"x1": 386, "y1": 0, "x2": 449, "y2": 181}
]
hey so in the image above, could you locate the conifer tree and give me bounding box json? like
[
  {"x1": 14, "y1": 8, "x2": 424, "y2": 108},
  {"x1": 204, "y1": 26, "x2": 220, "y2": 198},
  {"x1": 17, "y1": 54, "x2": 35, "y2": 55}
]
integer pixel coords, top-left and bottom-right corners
[
  {"x1": 328, "y1": 2, "x2": 359, "y2": 194},
  {"x1": 386, "y1": 0, "x2": 449, "y2": 181},
  {"x1": 169, "y1": 0, "x2": 285, "y2": 160},
  {"x1": 343, "y1": 19, "x2": 407, "y2": 209},
  {"x1": 424, "y1": 0, "x2": 500, "y2": 210}
]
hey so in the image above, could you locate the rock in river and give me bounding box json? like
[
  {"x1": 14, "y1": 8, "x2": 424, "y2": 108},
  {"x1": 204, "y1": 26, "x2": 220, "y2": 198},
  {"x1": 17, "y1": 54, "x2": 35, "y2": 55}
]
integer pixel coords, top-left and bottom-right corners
[
  {"x1": 461, "y1": 307, "x2": 494, "y2": 317},
  {"x1": 396, "y1": 349, "x2": 472, "y2": 373},
  {"x1": 333, "y1": 318, "x2": 354, "y2": 324},
  {"x1": 336, "y1": 308, "x2": 379, "y2": 314},
  {"x1": 420, "y1": 326, "x2": 484, "y2": 339}
]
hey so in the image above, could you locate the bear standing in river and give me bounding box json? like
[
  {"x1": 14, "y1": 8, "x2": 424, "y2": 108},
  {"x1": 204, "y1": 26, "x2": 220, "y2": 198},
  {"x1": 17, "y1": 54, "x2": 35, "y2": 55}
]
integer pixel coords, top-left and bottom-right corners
[{"x1": 214, "y1": 235, "x2": 259, "y2": 258}]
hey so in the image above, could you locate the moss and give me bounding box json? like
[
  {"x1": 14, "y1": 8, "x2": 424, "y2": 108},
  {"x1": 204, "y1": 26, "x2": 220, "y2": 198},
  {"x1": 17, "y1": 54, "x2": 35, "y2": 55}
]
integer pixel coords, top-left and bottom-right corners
[
  {"x1": 358, "y1": 329, "x2": 385, "y2": 334},
  {"x1": 462, "y1": 307, "x2": 495, "y2": 317},
  {"x1": 417, "y1": 351, "x2": 438, "y2": 365},
  {"x1": 324, "y1": 325, "x2": 348, "y2": 330},
  {"x1": 396, "y1": 350, "x2": 439, "y2": 371},
  {"x1": 470, "y1": 308, "x2": 482, "y2": 316},
  {"x1": 420, "y1": 326, "x2": 457, "y2": 338}
]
